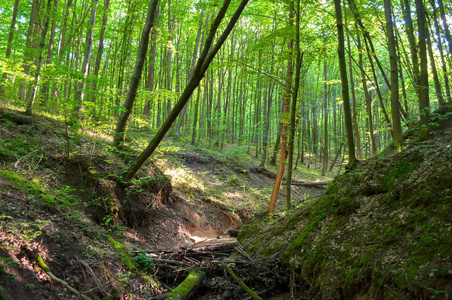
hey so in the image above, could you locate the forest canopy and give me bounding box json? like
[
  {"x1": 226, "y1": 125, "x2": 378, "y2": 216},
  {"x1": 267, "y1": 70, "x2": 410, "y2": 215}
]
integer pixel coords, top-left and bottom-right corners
[{"x1": 0, "y1": 0, "x2": 451, "y2": 179}]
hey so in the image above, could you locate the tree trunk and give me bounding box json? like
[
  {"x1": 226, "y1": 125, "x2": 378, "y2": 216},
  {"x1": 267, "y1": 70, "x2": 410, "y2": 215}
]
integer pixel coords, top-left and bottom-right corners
[
  {"x1": 286, "y1": 0, "x2": 302, "y2": 211},
  {"x1": 322, "y1": 60, "x2": 329, "y2": 176},
  {"x1": 416, "y1": 0, "x2": 429, "y2": 137},
  {"x1": 39, "y1": 0, "x2": 58, "y2": 106},
  {"x1": 268, "y1": 2, "x2": 294, "y2": 214},
  {"x1": 401, "y1": 0, "x2": 420, "y2": 98},
  {"x1": 1, "y1": 0, "x2": 20, "y2": 97},
  {"x1": 334, "y1": 0, "x2": 356, "y2": 168},
  {"x1": 25, "y1": 0, "x2": 53, "y2": 116},
  {"x1": 74, "y1": 0, "x2": 99, "y2": 119},
  {"x1": 177, "y1": 13, "x2": 204, "y2": 138},
  {"x1": 91, "y1": 0, "x2": 110, "y2": 110},
  {"x1": 437, "y1": 0, "x2": 452, "y2": 59},
  {"x1": 113, "y1": 0, "x2": 160, "y2": 148},
  {"x1": 431, "y1": 0, "x2": 451, "y2": 103},
  {"x1": 21, "y1": 0, "x2": 41, "y2": 101},
  {"x1": 345, "y1": 2, "x2": 362, "y2": 160},
  {"x1": 426, "y1": 17, "x2": 445, "y2": 107},
  {"x1": 384, "y1": 0, "x2": 403, "y2": 146}
]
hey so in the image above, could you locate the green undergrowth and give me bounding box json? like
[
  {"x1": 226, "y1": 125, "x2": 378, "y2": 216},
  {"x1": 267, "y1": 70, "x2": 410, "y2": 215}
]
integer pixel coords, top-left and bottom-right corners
[{"x1": 240, "y1": 126, "x2": 452, "y2": 298}]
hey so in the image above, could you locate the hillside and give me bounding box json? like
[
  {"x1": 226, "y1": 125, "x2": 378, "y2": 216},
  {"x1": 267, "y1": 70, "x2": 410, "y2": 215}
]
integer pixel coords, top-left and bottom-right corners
[
  {"x1": 240, "y1": 105, "x2": 452, "y2": 299},
  {"x1": 0, "y1": 106, "x2": 330, "y2": 299}
]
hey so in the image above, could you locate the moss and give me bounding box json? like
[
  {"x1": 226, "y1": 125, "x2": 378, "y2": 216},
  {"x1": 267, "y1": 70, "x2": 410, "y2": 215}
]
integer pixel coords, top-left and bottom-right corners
[
  {"x1": 167, "y1": 268, "x2": 205, "y2": 300},
  {"x1": 36, "y1": 256, "x2": 50, "y2": 272},
  {"x1": 108, "y1": 236, "x2": 137, "y2": 272},
  {"x1": 0, "y1": 169, "x2": 44, "y2": 195}
]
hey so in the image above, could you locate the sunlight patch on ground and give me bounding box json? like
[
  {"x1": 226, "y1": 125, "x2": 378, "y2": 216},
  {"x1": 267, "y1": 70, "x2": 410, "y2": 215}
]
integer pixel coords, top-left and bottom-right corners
[{"x1": 163, "y1": 166, "x2": 206, "y2": 192}]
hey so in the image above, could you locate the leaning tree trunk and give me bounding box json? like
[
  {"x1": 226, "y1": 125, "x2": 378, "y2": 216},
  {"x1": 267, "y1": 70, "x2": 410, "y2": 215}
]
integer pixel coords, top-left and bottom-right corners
[{"x1": 124, "y1": 0, "x2": 249, "y2": 180}]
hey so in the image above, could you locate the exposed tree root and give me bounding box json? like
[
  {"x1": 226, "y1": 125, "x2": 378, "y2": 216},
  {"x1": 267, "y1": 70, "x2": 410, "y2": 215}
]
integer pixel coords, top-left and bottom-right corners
[{"x1": 35, "y1": 255, "x2": 93, "y2": 300}]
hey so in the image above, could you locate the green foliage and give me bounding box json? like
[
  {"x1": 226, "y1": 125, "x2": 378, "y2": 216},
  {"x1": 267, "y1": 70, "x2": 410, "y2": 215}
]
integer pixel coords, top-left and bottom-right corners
[
  {"x1": 133, "y1": 252, "x2": 155, "y2": 274},
  {"x1": 1, "y1": 217, "x2": 50, "y2": 243}
]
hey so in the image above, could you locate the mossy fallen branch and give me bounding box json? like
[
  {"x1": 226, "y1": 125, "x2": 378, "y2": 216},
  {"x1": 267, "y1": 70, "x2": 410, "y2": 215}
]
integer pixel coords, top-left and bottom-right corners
[
  {"x1": 166, "y1": 268, "x2": 205, "y2": 300},
  {"x1": 36, "y1": 255, "x2": 92, "y2": 300},
  {"x1": 221, "y1": 261, "x2": 263, "y2": 300}
]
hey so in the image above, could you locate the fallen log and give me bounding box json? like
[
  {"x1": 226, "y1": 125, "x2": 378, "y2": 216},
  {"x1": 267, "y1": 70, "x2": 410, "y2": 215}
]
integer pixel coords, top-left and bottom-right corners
[{"x1": 166, "y1": 268, "x2": 205, "y2": 300}]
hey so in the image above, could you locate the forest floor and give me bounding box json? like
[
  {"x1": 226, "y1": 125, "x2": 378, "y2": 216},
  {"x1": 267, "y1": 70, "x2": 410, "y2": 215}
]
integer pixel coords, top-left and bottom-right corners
[{"x1": 0, "y1": 105, "x2": 334, "y2": 299}]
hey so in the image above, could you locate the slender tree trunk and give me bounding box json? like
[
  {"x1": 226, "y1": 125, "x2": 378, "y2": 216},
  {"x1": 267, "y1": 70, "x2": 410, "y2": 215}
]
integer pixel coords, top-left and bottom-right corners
[
  {"x1": 401, "y1": 0, "x2": 420, "y2": 97},
  {"x1": 113, "y1": 0, "x2": 160, "y2": 148},
  {"x1": 39, "y1": 0, "x2": 58, "y2": 106},
  {"x1": 285, "y1": 1, "x2": 302, "y2": 211},
  {"x1": 143, "y1": 5, "x2": 160, "y2": 116},
  {"x1": 176, "y1": 12, "x2": 204, "y2": 138},
  {"x1": 416, "y1": 0, "x2": 429, "y2": 137},
  {"x1": 335, "y1": 0, "x2": 356, "y2": 168},
  {"x1": 25, "y1": 0, "x2": 53, "y2": 115},
  {"x1": 1, "y1": 0, "x2": 20, "y2": 98},
  {"x1": 268, "y1": 2, "x2": 294, "y2": 214},
  {"x1": 431, "y1": 0, "x2": 451, "y2": 103},
  {"x1": 322, "y1": 60, "x2": 329, "y2": 175},
  {"x1": 91, "y1": 0, "x2": 110, "y2": 110},
  {"x1": 426, "y1": 18, "x2": 445, "y2": 106},
  {"x1": 21, "y1": 0, "x2": 41, "y2": 101},
  {"x1": 74, "y1": 0, "x2": 99, "y2": 119},
  {"x1": 348, "y1": 0, "x2": 390, "y2": 88},
  {"x1": 363, "y1": 37, "x2": 392, "y2": 134},
  {"x1": 345, "y1": 2, "x2": 362, "y2": 160},
  {"x1": 384, "y1": 0, "x2": 403, "y2": 146},
  {"x1": 437, "y1": 0, "x2": 452, "y2": 59}
]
